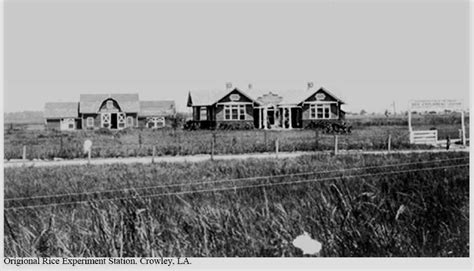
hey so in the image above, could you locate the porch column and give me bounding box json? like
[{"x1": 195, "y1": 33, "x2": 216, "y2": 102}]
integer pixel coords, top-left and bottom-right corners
[
  {"x1": 288, "y1": 107, "x2": 293, "y2": 129},
  {"x1": 280, "y1": 108, "x2": 284, "y2": 128},
  {"x1": 273, "y1": 106, "x2": 277, "y2": 128},
  {"x1": 259, "y1": 108, "x2": 263, "y2": 129},
  {"x1": 263, "y1": 107, "x2": 268, "y2": 130}
]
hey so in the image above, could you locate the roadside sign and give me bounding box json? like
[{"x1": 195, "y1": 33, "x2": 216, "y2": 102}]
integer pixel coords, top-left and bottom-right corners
[
  {"x1": 408, "y1": 99, "x2": 466, "y2": 147},
  {"x1": 409, "y1": 99, "x2": 463, "y2": 111},
  {"x1": 83, "y1": 139, "x2": 93, "y2": 154}
]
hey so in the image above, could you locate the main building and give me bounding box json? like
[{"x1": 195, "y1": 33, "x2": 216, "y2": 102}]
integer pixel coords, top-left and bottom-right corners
[{"x1": 187, "y1": 83, "x2": 345, "y2": 130}]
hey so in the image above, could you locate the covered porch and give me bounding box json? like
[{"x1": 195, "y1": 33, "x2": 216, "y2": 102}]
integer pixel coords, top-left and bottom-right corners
[{"x1": 254, "y1": 105, "x2": 302, "y2": 130}]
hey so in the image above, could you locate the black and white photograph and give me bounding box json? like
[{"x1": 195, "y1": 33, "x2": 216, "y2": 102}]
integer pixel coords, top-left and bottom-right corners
[{"x1": 1, "y1": 0, "x2": 472, "y2": 269}]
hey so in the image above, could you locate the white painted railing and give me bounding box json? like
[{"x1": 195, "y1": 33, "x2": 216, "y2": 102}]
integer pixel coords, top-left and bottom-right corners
[{"x1": 410, "y1": 130, "x2": 438, "y2": 145}]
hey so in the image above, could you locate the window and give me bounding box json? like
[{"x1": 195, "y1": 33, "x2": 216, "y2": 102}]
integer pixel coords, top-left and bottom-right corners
[
  {"x1": 224, "y1": 104, "x2": 246, "y2": 120},
  {"x1": 118, "y1": 113, "x2": 126, "y2": 129},
  {"x1": 106, "y1": 100, "x2": 114, "y2": 109},
  {"x1": 101, "y1": 113, "x2": 110, "y2": 128},
  {"x1": 310, "y1": 104, "x2": 332, "y2": 119},
  {"x1": 200, "y1": 107, "x2": 207, "y2": 121},
  {"x1": 86, "y1": 117, "x2": 94, "y2": 127},
  {"x1": 127, "y1": 116, "x2": 134, "y2": 127},
  {"x1": 239, "y1": 107, "x2": 245, "y2": 120},
  {"x1": 61, "y1": 118, "x2": 75, "y2": 130},
  {"x1": 147, "y1": 117, "x2": 165, "y2": 128}
]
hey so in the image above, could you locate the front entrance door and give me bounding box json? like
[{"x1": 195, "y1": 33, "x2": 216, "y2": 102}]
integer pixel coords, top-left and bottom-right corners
[
  {"x1": 267, "y1": 109, "x2": 275, "y2": 126},
  {"x1": 101, "y1": 112, "x2": 126, "y2": 129},
  {"x1": 111, "y1": 113, "x2": 118, "y2": 129}
]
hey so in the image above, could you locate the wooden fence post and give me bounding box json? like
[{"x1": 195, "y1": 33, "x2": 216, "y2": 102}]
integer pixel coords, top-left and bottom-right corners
[
  {"x1": 22, "y1": 145, "x2": 26, "y2": 160},
  {"x1": 264, "y1": 130, "x2": 268, "y2": 151},
  {"x1": 152, "y1": 145, "x2": 156, "y2": 164},
  {"x1": 275, "y1": 138, "x2": 279, "y2": 158},
  {"x1": 315, "y1": 129, "x2": 319, "y2": 151},
  {"x1": 88, "y1": 148, "x2": 91, "y2": 164},
  {"x1": 177, "y1": 131, "x2": 181, "y2": 155},
  {"x1": 211, "y1": 132, "x2": 216, "y2": 160},
  {"x1": 334, "y1": 134, "x2": 338, "y2": 155},
  {"x1": 461, "y1": 110, "x2": 466, "y2": 147},
  {"x1": 388, "y1": 134, "x2": 391, "y2": 152}
]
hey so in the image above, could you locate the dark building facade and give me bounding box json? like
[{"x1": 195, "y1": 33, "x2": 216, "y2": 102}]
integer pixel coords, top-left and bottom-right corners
[{"x1": 187, "y1": 84, "x2": 345, "y2": 129}]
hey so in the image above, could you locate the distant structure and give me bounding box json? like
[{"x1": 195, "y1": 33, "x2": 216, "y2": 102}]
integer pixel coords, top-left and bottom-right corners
[
  {"x1": 187, "y1": 83, "x2": 345, "y2": 129},
  {"x1": 44, "y1": 94, "x2": 176, "y2": 130}
]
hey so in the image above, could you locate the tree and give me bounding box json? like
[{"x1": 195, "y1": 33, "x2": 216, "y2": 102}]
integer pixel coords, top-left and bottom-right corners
[{"x1": 360, "y1": 109, "x2": 367, "y2": 115}]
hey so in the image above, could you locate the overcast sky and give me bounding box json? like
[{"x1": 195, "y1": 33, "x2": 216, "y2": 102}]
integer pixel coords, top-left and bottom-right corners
[{"x1": 4, "y1": 0, "x2": 470, "y2": 113}]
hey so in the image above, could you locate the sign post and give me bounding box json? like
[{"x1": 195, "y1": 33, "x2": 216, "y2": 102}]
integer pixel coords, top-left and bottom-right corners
[
  {"x1": 83, "y1": 140, "x2": 93, "y2": 164},
  {"x1": 461, "y1": 110, "x2": 466, "y2": 147},
  {"x1": 408, "y1": 99, "x2": 465, "y2": 146}
]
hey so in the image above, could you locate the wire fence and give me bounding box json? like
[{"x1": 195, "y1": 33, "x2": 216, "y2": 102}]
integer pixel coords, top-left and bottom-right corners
[
  {"x1": 5, "y1": 127, "x2": 453, "y2": 161},
  {"x1": 4, "y1": 158, "x2": 469, "y2": 210}
]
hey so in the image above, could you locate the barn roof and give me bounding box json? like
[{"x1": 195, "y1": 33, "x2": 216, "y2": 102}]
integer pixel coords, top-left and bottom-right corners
[
  {"x1": 44, "y1": 102, "x2": 79, "y2": 119},
  {"x1": 139, "y1": 101, "x2": 176, "y2": 117},
  {"x1": 79, "y1": 93, "x2": 140, "y2": 113}
]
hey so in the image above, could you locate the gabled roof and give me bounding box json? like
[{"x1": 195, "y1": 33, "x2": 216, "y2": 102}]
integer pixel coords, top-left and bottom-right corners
[
  {"x1": 188, "y1": 86, "x2": 344, "y2": 107},
  {"x1": 79, "y1": 93, "x2": 140, "y2": 113},
  {"x1": 44, "y1": 102, "x2": 79, "y2": 119},
  {"x1": 188, "y1": 88, "x2": 258, "y2": 106},
  {"x1": 139, "y1": 101, "x2": 176, "y2": 117},
  {"x1": 188, "y1": 90, "x2": 227, "y2": 106},
  {"x1": 309, "y1": 87, "x2": 345, "y2": 104}
]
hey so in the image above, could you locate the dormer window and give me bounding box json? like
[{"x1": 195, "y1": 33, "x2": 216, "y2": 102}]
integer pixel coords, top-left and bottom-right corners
[{"x1": 106, "y1": 100, "x2": 113, "y2": 109}]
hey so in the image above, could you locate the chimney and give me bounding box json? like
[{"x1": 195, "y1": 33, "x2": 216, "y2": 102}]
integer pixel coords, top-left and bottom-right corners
[
  {"x1": 226, "y1": 82, "x2": 233, "y2": 90},
  {"x1": 307, "y1": 82, "x2": 314, "y2": 90}
]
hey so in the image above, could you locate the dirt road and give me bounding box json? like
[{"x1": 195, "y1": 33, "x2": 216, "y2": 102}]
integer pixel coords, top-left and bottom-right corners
[{"x1": 3, "y1": 148, "x2": 469, "y2": 168}]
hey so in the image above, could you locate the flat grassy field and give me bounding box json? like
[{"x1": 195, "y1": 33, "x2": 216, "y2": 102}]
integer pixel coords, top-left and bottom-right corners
[
  {"x1": 4, "y1": 122, "x2": 468, "y2": 160},
  {"x1": 4, "y1": 152, "x2": 469, "y2": 257}
]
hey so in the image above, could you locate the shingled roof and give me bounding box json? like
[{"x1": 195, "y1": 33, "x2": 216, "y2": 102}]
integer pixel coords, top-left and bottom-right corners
[
  {"x1": 188, "y1": 86, "x2": 344, "y2": 107},
  {"x1": 139, "y1": 101, "x2": 176, "y2": 117},
  {"x1": 188, "y1": 88, "x2": 258, "y2": 107},
  {"x1": 79, "y1": 94, "x2": 140, "y2": 113},
  {"x1": 187, "y1": 90, "x2": 230, "y2": 106},
  {"x1": 44, "y1": 102, "x2": 79, "y2": 119}
]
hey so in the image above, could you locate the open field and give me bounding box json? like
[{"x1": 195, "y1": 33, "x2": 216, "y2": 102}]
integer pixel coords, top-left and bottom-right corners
[
  {"x1": 4, "y1": 152, "x2": 469, "y2": 257},
  {"x1": 4, "y1": 122, "x2": 469, "y2": 160}
]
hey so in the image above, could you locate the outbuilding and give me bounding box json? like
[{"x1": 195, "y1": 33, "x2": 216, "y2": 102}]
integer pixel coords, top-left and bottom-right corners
[{"x1": 44, "y1": 93, "x2": 176, "y2": 130}]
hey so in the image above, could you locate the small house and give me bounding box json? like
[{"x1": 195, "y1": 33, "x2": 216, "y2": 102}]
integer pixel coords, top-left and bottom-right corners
[{"x1": 44, "y1": 93, "x2": 176, "y2": 130}]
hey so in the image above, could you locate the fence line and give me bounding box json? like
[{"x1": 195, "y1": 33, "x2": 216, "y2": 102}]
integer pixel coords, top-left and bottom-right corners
[
  {"x1": 5, "y1": 163, "x2": 469, "y2": 210},
  {"x1": 5, "y1": 126, "x2": 468, "y2": 160},
  {"x1": 5, "y1": 164, "x2": 468, "y2": 210},
  {"x1": 4, "y1": 156, "x2": 468, "y2": 202}
]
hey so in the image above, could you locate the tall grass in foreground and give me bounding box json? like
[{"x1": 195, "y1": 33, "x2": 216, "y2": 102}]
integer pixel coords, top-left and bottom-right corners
[{"x1": 4, "y1": 152, "x2": 469, "y2": 257}]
